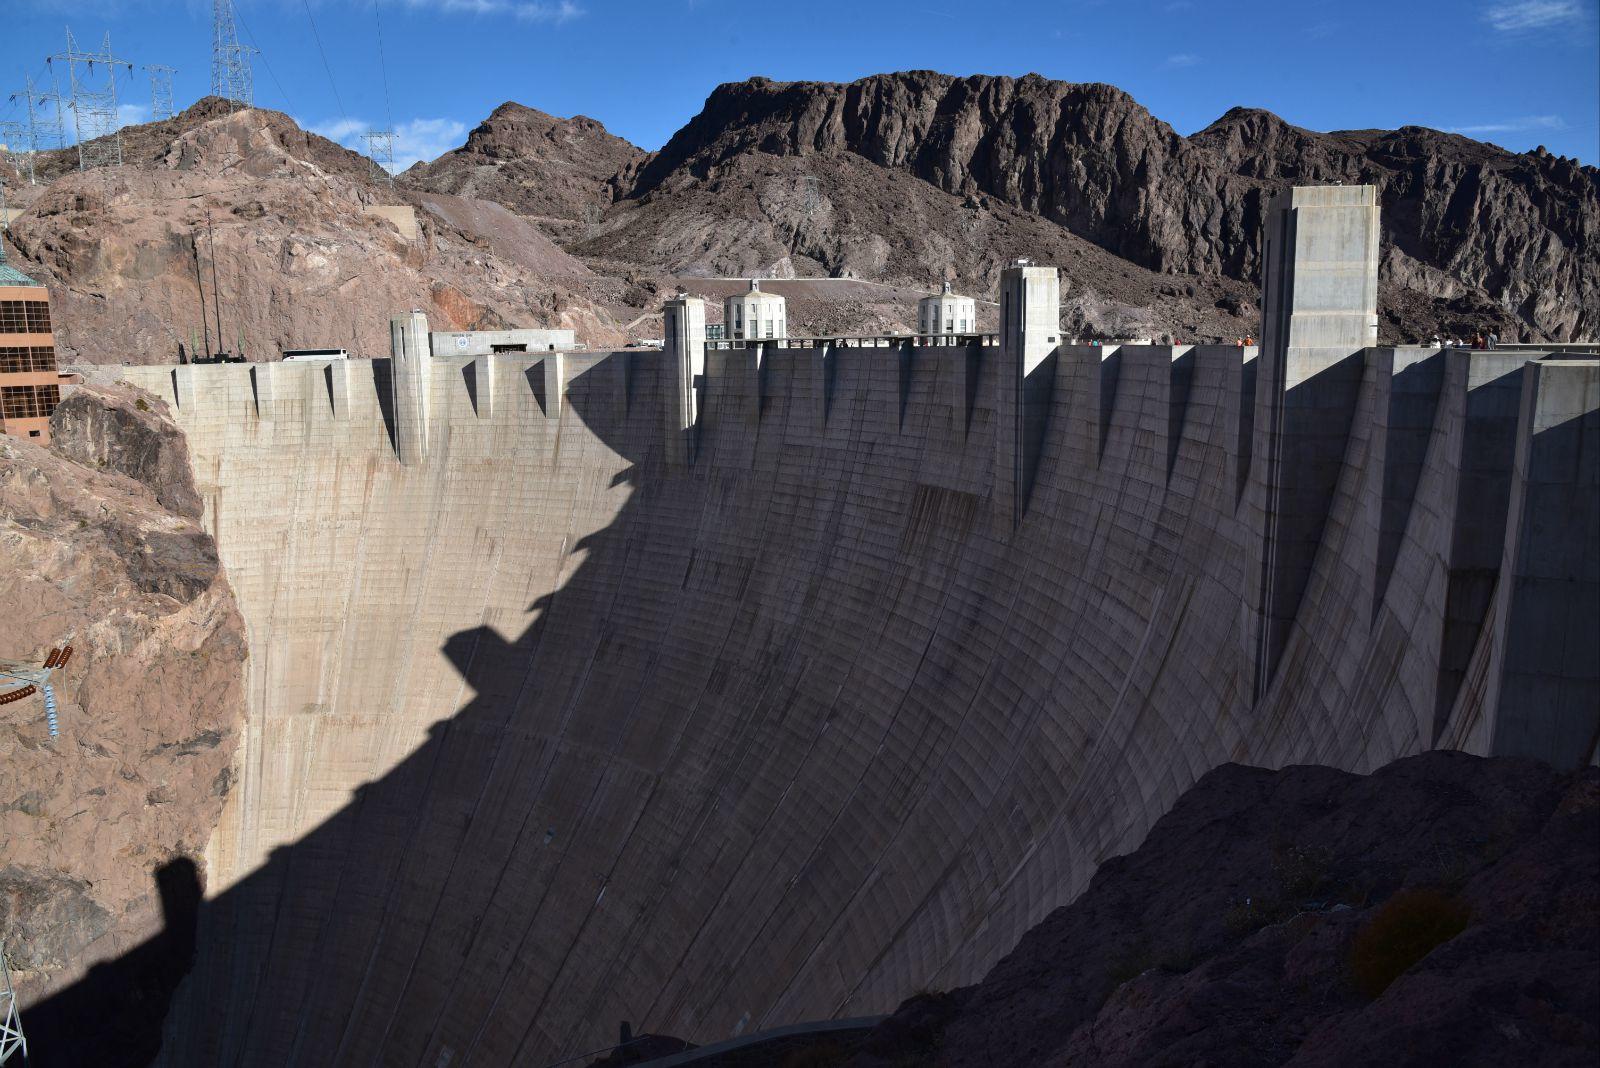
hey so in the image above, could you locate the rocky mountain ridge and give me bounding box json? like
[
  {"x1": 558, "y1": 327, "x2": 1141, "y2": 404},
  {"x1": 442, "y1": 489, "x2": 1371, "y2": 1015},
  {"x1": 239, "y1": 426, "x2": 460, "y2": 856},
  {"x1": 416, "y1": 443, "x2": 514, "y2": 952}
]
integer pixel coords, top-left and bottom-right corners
[
  {"x1": 583, "y1": 71, "x2": 1594, "y2": 341},
  {"x1": 0, "y1": 100, "x2": 636, "y2": 363},
  {"x1": 2, "y1": 71, "x2": 1593, "y2": 362},
  {"x1": 404, "y1": 101, "x2": 645, "y2": 244}
]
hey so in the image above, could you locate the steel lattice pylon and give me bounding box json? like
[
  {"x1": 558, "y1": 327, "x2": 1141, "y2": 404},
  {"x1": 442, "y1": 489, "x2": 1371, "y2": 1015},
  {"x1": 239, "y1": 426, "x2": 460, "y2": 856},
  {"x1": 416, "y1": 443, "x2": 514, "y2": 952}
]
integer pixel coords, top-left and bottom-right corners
[
  {"x1": 146, "y1": 64, "x2": 177, "y2": 121},
  {"x1": 6, "y1": 73, "x2": 66, "y2": 185},
  {"x1": 211, "y1": 0, "x2": 255, "y2": 109},
  {"x1": 0, "y1": 942, "x2": 26, "y2": 1066},
  {"x1": 0, "y1": 121, "x2": 32, "y2": 187},
  {"x1": 49, "y1": 28, "x2": 134, "y2": 172},
  {"x1": 361, "y1": 129, "x2": 396, "y2": 185}
]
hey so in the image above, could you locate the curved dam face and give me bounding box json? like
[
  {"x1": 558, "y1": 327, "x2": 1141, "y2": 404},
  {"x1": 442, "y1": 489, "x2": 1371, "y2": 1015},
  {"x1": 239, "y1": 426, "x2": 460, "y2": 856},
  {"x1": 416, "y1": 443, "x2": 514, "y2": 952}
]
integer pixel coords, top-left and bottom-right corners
[{"x1": 112, "y1": 195, "x2": 1598, "y2": 1066}]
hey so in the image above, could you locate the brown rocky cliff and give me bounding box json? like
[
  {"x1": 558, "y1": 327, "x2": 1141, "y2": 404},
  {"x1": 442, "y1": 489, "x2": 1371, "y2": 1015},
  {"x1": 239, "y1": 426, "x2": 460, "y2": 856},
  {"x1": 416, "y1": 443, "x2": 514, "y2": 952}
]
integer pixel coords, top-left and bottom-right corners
[
  {"x1": 618, "y1": 72, "x2": 1595, "y2": 341},
  {"x1": 0, "y1": 384, "x2": 247, "y2": 1048},
  {"x1": 404, "y1": 101, "x2": 644, "y2": 243},
  {"x1": 0, "y1": 101, "x2": 632, "y2": 364}
]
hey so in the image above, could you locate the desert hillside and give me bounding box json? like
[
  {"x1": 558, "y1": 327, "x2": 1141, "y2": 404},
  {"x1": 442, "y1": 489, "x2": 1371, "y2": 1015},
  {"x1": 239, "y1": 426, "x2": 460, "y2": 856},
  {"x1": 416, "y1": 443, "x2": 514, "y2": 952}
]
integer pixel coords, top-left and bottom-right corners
[{"x1": 1, "y1": 71, "x2": 1593, "y2": 360}]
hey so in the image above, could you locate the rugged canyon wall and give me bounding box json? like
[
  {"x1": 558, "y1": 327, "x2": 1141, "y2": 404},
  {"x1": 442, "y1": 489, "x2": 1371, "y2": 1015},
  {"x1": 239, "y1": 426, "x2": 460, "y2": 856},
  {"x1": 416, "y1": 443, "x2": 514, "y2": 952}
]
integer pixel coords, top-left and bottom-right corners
[
  {"x1": 0, "y1": 102, "x2": 627, "y2": 367},
  {"x1": 600, "y1": 72, "x2": 1595, "y2": 341},
  {"x1": 0, "y1": 384, "x2": 247, "y2": 1063},
  {"x1": 93, "y1": 315, "x2": 1597, "y2": 1065}
]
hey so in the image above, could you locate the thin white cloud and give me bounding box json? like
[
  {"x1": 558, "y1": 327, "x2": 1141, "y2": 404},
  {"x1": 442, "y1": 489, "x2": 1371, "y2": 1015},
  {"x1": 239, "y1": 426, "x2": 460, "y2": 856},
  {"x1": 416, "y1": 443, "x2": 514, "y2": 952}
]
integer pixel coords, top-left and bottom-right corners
[
  {"x1": 399, "y1": 0, "x2": 585, "y2": 22},
  {"x1": 307, "y1": 118, "x2": 368, "y2": 143},
  {"x1": 115, "y1": 103, "x2": 151, "y2": 130},
  {"x1": 303, "y1": 115, "x2": 467, "y2": 171},
  {"x1": 1165, "y1": 53, "x2": 1200, "y2": 67},
  {"x1": 1446, "y1": 114, "x2": 1567, "y2": 133},
  {"x1": 1483, "y1": 0, "x2": 1584, "y2": 31},
  {"x1": 391, "y1": 117, "x2": 468, "y2": 170}
]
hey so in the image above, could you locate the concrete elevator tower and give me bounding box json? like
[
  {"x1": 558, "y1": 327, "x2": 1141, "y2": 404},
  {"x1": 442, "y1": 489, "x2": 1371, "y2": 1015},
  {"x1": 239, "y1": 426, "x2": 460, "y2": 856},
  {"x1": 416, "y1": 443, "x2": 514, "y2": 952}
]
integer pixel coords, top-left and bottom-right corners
[
  {"x1": 663, "y1": 293, "x2": 706, "y2": 469},
  {"x1": 994, "y1": 261, "x2": 1061, "y2": 530},
  {"x1": 389, "y1": 309, "x2": 432, "y2": 465}
]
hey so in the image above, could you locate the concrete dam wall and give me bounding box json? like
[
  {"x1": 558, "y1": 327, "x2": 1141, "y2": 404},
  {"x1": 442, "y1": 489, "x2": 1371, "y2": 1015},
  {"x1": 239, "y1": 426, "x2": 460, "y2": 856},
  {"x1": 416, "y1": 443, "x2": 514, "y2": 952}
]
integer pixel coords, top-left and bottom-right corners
[{"x1": 110, "y1": 189, "x2": 1597, "y2": 1065}]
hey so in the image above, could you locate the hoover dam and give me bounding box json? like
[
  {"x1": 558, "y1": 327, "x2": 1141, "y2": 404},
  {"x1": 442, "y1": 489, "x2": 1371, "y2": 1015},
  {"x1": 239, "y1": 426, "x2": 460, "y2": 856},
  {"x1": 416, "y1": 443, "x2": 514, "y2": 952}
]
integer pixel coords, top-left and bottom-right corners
[{"x1": 82, "y1": 186, "x2": 1598, "y2": 1065}]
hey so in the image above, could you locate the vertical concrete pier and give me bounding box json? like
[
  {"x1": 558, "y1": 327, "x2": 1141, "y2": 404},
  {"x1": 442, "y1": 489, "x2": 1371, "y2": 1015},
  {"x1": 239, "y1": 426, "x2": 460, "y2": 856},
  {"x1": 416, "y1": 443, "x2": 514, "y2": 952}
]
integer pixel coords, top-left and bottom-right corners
[
  {"x1": 995, "y1": 263, "x2": 1060, "y2": 529},
  {"x1": 1249, "y1": 185, "x2": 1382, "y2": 696},
  {"x1": 389, "y1": 310, "x2": 432, "y2": 465},
  {"x1": 663, "y1": 295, "x2": 706, "y2": 469}
]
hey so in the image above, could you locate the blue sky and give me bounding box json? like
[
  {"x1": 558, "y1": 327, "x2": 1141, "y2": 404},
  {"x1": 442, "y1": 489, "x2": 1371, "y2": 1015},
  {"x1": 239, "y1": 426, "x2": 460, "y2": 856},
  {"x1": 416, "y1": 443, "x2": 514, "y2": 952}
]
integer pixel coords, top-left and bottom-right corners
[{"x1": 3, "y1": 0, "x2": 1596, "y2": 170}]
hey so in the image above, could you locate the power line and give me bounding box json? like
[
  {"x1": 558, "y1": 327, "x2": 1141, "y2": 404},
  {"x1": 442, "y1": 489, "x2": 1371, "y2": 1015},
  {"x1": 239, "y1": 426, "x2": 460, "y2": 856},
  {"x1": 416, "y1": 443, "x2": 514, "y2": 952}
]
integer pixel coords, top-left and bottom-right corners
[
  {"x1": 302, "y1": 0, "x2": 349, "y2": 124},
  {"x1": 233, "y1": 4, "x2": 296, "y2": 116},
  {"x1": 373, "y1": 0, "x2": 395, "y2": 132}
]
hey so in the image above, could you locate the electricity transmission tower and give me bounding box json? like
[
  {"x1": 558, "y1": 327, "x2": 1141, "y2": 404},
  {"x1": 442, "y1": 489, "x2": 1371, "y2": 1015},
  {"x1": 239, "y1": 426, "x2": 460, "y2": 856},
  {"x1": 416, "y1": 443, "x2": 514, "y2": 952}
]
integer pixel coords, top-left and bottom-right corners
[
  {"x1": 146, "y1": 64, "x2": 177, "y2": 121},
  {"x1": 211, "y1": 0, "x2": 255, "y2": 109},
  {"x1": 361, "y1": 129, "x2": 396, "y2": 185},
  {"x1": 0, "y1": 942, "x2": 25, "y2": 1066},
  {"x1": 48, "y1": 29, "x2": 135, "y2": 171},
  {"x1": 8, "y1": 72, "x2": 67, "y2": 182},
  {"x1": 802, "y1": 175, "x2": 821, "y2": 216},
  {"x1": 0, "y1": 121, "x2": 34, "y2": 186}
]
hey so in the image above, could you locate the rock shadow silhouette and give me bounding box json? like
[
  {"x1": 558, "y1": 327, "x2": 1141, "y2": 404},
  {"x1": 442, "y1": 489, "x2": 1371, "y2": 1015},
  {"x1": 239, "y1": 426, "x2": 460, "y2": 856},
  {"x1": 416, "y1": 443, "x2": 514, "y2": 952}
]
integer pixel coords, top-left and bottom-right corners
[{"x1": 23, "y1": 858, "x2": 200, "y2": 1067}]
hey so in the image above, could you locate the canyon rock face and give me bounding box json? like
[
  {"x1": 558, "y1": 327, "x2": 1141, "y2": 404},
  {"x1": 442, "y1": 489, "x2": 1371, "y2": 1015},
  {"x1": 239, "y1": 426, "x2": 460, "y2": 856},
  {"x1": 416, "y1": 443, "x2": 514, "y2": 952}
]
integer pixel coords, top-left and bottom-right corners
[
  {"x1": 404, "y1": 102, "x2": 645, "y2": 243},
  {"x1": 0, "y1": 100, "x2": 633, "y2": 365},
  {"x1": 597, "y1": 72, "x2": 1594, "y2": 341},
  {"x1": 0, "y1": 383, "x2": 247, "y2": 1059},
  {"x1": 849, "y1": 751, "x2": 1600, "y2": 1068},
  {"x1": 4, "y1": 75, "x2": 1592, "y2": 357}
]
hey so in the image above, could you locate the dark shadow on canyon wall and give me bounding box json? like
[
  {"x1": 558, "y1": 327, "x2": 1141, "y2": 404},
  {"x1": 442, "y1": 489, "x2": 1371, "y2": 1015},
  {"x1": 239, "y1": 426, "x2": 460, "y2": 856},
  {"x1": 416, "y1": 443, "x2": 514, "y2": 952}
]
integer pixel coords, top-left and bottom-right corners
[
  {"x1": 20, "y1": 350, "x2": 1597, "y2": 1066},
  {"x1": 23, "y1": 857, "x2": 200, "y2": 1067}
]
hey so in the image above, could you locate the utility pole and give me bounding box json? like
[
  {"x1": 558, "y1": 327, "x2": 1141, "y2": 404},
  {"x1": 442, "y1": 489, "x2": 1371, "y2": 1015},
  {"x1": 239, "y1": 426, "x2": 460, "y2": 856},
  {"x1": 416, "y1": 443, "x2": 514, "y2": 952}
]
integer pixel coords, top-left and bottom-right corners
[
  {"x1": 360, "y1": 129, "x2": 396, "y2": 186},
  {"x1": 48, "y1": 28, "x2": 135, "y2": 171},
  {"x1": 146, "y1": 64, "x2": 177, "y2": 121},
  {"x1": 211, "y1": 0, "x2": 255, "y2": 109}
]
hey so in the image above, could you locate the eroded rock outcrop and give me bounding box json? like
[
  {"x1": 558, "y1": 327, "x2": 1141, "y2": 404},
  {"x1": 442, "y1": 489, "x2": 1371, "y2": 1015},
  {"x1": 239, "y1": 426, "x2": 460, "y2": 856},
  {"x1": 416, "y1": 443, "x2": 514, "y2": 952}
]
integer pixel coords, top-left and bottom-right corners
[
  {"x1": 600, "y1": 72, "x2": 1595, "y2": 341},
  {"x1": 404, "y1": 102, "x2": 645, "y2": 243},
  {"x1": 0, "y1": 384, "x2": 247, "y2": 1060},
  {"x1": 0, "y1": 100, "x2": 632, "y2": 364}
]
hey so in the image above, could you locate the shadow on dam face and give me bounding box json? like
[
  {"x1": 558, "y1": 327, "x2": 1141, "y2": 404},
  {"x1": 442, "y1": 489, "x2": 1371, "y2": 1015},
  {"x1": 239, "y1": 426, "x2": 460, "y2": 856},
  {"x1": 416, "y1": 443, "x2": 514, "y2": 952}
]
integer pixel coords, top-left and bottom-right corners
[{"x1": 24, "y1": 345, "x2": 1600, "y2": 1067}]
